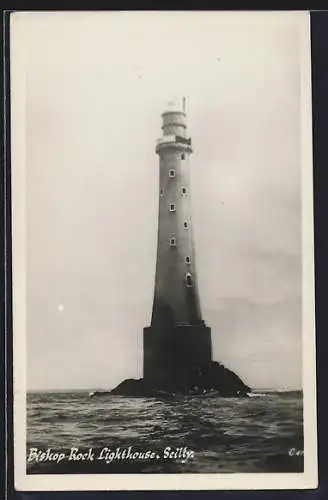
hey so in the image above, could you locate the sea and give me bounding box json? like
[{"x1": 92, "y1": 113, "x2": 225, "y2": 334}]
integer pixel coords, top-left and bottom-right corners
[{"x1": 26, "y1": 390, "x2": 304, "y2": 474}]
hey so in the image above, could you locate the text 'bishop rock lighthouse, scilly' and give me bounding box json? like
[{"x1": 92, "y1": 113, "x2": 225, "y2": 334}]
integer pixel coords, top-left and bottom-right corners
[{"x1": 110, "y1": 101, "x2": 250, "y2": 397}]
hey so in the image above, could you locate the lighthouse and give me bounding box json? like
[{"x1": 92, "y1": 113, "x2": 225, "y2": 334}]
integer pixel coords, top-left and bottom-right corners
[
  {"x1": 143, "y1": 101, "x2": 212, "y2": 389},
  {"x1": 110, "y1": 101, "x2": 250, "y2": 397}
]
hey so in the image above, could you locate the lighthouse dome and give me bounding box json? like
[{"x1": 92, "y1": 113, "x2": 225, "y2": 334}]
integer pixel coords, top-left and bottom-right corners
[
  {"x1": 163, "y1": 100, "x2": 182, "y2": 113},
  {"x1": 161, "y1": 100, "x2": 187, "y2": 137}
]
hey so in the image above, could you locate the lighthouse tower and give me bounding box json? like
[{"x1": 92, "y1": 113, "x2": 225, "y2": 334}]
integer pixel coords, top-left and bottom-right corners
[
  {"x1": 110, "y1": 101, "x2": 250, "y2": 397},
  {"x1": 143, "y1": 101, "x2": 212, "y2": 389}
]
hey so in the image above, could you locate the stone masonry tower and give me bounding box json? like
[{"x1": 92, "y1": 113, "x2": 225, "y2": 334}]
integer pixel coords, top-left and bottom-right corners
[{"x1": 143, "y1": 101, "x2": 212, "y2": 389}]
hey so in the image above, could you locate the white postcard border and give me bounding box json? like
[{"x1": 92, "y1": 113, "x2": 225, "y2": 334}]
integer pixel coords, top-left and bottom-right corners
[{"x1": 11, "y1": 10, "x2": 317, "y2": 491}]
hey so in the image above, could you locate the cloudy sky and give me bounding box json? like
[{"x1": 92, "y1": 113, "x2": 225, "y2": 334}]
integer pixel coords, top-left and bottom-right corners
[{"x1": 13, "y1": 12, "x2": 309, "y2": 390}]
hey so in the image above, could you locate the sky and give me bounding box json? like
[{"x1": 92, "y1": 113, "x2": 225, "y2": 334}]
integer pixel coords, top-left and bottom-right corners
[{"x1": 13, "y1": 12, "x2": 309, "y2": 390}]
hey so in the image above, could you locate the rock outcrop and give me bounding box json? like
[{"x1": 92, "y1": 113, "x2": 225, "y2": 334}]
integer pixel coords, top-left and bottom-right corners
[{"x1": 108, "y1": 361, "x2": 251, "y2": 397}]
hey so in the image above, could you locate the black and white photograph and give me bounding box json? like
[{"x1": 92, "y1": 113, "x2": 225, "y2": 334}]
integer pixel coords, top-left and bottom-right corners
[{"x1": 11, "y1": 11, "x2": 317, "y2": 491}]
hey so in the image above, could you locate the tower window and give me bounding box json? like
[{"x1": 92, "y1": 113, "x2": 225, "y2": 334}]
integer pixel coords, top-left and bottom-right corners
[
  {"x1": 160, "y1": 188, "x2": 164, "y2": 197},
  {"x1": 169, "y1": 169, "x2": 176, "y2": 178},
  {"x1": 185, "y1": 272, "x2": 193, "y2": 287},
  {"x1": 183, "y1": 221, "x2": 189, "y2": 229},
  {"x1": 170, "y1": 237, "x2": 176, "y2": 247},
  {"x1": 181, "y1": 154, "x2": 185, "y2": 160},
  {"x1": 169, "y1": 203, "x2": 176, "y2": 212},
  {"x1": 185, "y1": 256, "x2": 191, "y2": 264},
  {"x1": 181, "y1": 187, "x2": 187, "y2": 195}
]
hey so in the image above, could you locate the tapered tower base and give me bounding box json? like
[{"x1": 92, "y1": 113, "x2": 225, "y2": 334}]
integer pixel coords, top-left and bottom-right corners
[
  {"x1": 109, "y1": 324, "x2": 251, "y2": 397},
  {"x1": 143, "y1": 324, "x2": 212, "y2": 389}
]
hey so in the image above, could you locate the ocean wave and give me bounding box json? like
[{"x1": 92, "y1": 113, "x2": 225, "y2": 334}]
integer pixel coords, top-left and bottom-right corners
[{"x1": 27, "y1": 391, "x2": 304, "y2": 474}]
